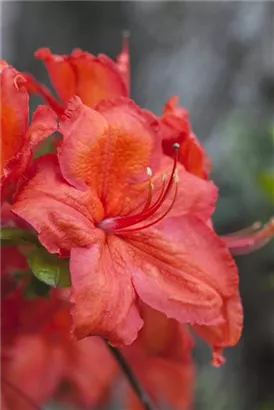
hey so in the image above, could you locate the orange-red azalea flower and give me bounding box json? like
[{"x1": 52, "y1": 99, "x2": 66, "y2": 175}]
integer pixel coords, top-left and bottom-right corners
[
  {"x1": 0, "y1": 60, "x2": 57, "y2": 202},
  {"x1": 12, "y1": 96, "x2": 243, "y2": 364},
  {"x1": 24, "y1": 37, "x2": 129, "y2": 115}
]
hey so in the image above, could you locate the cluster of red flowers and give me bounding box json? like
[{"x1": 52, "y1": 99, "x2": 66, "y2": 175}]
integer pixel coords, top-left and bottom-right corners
[{"x1": 1, "y1": 38, "x2": 273, "y2": 410}]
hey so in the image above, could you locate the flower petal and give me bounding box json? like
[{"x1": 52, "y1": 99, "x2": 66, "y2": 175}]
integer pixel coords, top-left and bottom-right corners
[
  {"x1": 61, "y1": 337, "x2": 117, "y2": 407},
  {"x1": 126, "y1": 215, "x2": 240, "y2": 332},
  {"x1": 70, "y1": 236, "x2": 143, "y2": 345},
  {"x1": 150, "y1": 157, "x2": 217, "y2": 222},
  {"x1": 1, "y1": 104, "x2": 57, "y2": 202},
  {"x1": 35, "y1": 48, "x2": 76, "y2": 104},
  {"x1": 12, "y1": 154, "x2": 104, "y2": 254},
  {"x1": 1, "y1": 62, "x2": 28, "y2": 175},
  {"x1": 124, "y1": 307, "x2": 194, "y2": 410},
  {"x1": 35, "y1": 47, "x2": 128, "y2": 107},
  {"x1": 161, "y1": 96, "x2": 211, "y2": 179},
  {"x1": 2, "y1": 335, "x2": 65, "y2": 409},
  {"x1": 58, "y1": 96, "x2": 161, "y2": 217},
  {"x1": 193, "y1": 292, "x2": 243, "y2": 366}
]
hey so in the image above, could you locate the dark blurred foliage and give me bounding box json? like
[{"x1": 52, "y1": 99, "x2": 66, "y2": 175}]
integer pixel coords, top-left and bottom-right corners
[{"x1": 2, "y1": 2, "x2": 274, "y2": 409}]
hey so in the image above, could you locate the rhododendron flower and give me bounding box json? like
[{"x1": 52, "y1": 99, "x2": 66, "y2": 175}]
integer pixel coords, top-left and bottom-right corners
[
  {"x1": 0, "y1": 60, "x2": 57, "y2": 202},
  {"x1": 24, "y1": 37, "x2": 129, "y2": 115},
  {"x1": 123, "y1": 304, "x2": 194, "y2": 410},
  {"x1": 12, "y1": 96, "x2": 243, "y2": 364}
]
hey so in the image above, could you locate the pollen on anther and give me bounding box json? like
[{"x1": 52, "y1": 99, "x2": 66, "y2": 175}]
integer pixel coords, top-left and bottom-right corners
[
  {"x1": 162, "y1": 173, "x2": 167, "y2": 182},
  {"x1": 173, "y1": 142, "x2": 180, "y2": 150},
  {"x1": 146, "y1": 167, "x2": 152, "y2": 177}
]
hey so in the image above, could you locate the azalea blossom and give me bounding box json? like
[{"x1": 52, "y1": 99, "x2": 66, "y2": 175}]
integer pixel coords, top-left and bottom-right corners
[
  {"x1": 24, "y1": 36, "x2": 129, "y2": 115},
  {"x1": 12, "y1": 95, "x2": 243, "y2": 365},
  {"x1": 0, "y1": 60, "x2": 57, "y2": 202}
]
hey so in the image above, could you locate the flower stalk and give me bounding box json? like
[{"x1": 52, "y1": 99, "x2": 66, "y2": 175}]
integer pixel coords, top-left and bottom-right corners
[{"x1": 105, "y1": 341, "x2": 157, "y2": 410}]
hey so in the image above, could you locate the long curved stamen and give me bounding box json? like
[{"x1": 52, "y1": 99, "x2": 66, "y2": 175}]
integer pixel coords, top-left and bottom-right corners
[
  {"x1": 110, "y1": 143, "x2": 180, "y2": 231},
  {"x1": 119, "y1": 170, "x2": 179, "y2": 234},
  {"x1": 222, "y1": 217, "x2": 274, "y2": 255}
]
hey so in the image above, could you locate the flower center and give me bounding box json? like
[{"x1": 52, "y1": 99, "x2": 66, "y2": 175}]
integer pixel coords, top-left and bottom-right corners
[{"x1": 99, "y1": 143, "x2": 180, "y2": 234}]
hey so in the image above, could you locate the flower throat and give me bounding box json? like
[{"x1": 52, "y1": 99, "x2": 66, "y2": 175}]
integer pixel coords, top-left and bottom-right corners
[{"x1": 99, "y1": 143, "x2": 180, "y2": 234}]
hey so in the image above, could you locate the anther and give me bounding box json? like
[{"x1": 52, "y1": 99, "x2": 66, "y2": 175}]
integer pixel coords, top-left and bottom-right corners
[
  {"x1": 146, "y1": 167, "x2": 152, "y2": 177},
  {"x1": 100, "y1": 142, "x2": 181, "y2": 234}
]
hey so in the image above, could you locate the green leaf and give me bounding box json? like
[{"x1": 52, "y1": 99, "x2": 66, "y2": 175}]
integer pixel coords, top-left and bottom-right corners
[
  {"x1": 23, "y1": 275, "x2": 50, "y2": 299},
  {"x1": 27, "y1": 247, "x2": 71, "y2": 287},
  {"x1": 0, "y1": 227, "x2": 38, "y2": 246}
]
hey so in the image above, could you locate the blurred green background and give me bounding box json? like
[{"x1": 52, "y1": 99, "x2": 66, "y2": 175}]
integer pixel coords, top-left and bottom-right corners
[{"x1": 2, "y1": 1, "x2": 274, "y2": 409}]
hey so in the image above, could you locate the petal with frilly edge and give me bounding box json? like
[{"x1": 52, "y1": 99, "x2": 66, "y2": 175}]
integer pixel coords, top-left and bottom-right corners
[
  {"x1": 58, "y1": 97, "x2": 161, "y2": 217},
  {"x1": 70, "y1": 235, "x2": 143, "y2": 345},
  {"x1": 1, "y1": 61, "x2": 28, "y2": 175},
  {"x1": 12, "y1": 155, "x2": 104, "y2": 254},
  {"x1": 193, "y1": 292, "x2": 243, "y2": 366},
  {"x1": 161, "y1": 96, "x2": 211, "y2": 179},
  {"x1": 125, "y1": 215, "x2": 241, "y2": 337},
  {"x1": 35, "y1": 47, "x2": 128, "y2": 108}
]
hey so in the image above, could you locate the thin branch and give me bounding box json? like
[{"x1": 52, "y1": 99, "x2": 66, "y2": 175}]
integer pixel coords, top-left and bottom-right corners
[
  {"x1": 1, "y1": 377, "x2": 41, "y2": 410},
  {"x1": 105, "y1": 341, "x2": 157, "y2": 410}
]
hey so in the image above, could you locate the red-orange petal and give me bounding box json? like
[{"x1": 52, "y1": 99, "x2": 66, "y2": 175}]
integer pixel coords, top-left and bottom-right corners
[
  {"x1": 124, "y1": 308, "x2": 194, "y2": 410},
  {"x1": 35, "y1": 48, "x2": 76, "y2": 104},
  {"x1": 161, "y1": 96, "x2": 211, "y2": 179},
  {"x1": 1, "y1": 105, "x2": 57, "y2": 202},
  {"x1": 69, "y1": 236, "x2": 143, "y2": 345},
  {"x1": 12, "y1": 154, "x2": 104, "y2": 254},
  {"x1": 58, "y1": 96, "x2": 161, "y2": 217},
  {"x1": 2, "y1": 335, "x2": 65, "y2": 410},
  {"x1": 193, "y1": 291, "x2": 243, "y2": 366},
  {"x1": 150, "y1": 157, "x2": 218, "y2": 222},
  {"x1": 23, "y1": 72, "x2": 64, "y2": 116},
  {"x1": 1, "y1": 62, "x2": 29, "y2": 176},
  {"x1": 60, "y1": 337, "x2": 117, "y2": 408},
  {"x1": 35, "y1": 47, "x2": 128, "y2": 108},
  {"x1": 126, "y1": 215, "x2": 240, "y2": 330}
]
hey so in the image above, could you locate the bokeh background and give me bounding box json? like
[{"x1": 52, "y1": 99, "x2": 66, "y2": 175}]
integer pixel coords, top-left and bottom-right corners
[{"x1": 1, "y1": 1, "x2": 274, "y2": 409}]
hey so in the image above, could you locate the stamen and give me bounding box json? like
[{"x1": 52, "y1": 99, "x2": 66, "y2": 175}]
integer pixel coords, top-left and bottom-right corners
[
  {"x1": 222, "y1": 217, "x2": 274, "y2": 255},
  {"x1": 142, "y1": 167, "x2": 154, "y2": 212},
  {"x1": 99, "y1": 143, "x2": 180, "y2": 233},
  {"x1": 111, "y1": 143, "x2": 179, "y2": 231},
  {"x1": 119, "y1": 172, "x2": 179, "y2": 234}
]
